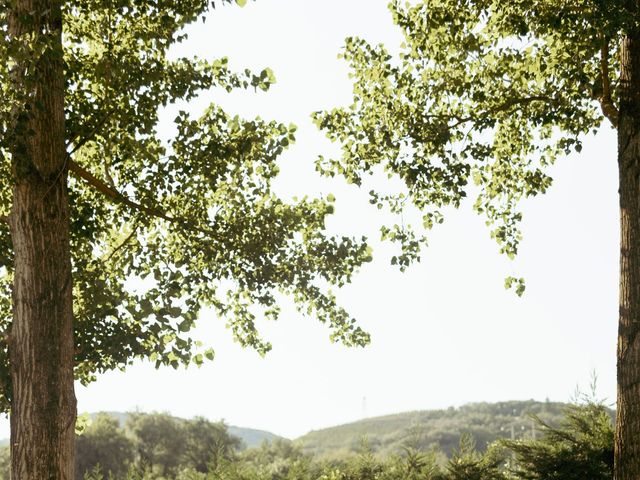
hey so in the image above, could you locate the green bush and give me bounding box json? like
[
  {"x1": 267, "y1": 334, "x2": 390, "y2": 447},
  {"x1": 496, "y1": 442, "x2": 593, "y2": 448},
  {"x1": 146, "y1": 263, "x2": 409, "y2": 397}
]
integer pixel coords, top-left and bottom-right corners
[
  {"x1": 503, "y1": 401, "x2": 614, "y2": 480},
  {"x1": 445, "y1": 435, "x2": 506, "y2": 480}
]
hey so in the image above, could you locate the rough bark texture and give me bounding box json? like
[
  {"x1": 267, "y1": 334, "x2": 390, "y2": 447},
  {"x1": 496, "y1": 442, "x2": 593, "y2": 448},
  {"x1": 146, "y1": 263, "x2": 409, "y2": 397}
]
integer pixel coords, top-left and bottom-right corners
[
  {"x1": 616, "y1": 30, "x2": 640, "y2": 480},
  {"x1": 8, "y1": 0, "x2": 76, "y2": 478}
]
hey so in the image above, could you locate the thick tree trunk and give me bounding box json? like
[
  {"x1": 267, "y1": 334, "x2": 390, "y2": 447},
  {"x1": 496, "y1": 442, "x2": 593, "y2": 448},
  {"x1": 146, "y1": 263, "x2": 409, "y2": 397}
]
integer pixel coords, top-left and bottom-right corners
[
  {"x1": 616, "y1": 31, "x2": 640, "y2": 480},
  {"x1": 7, "y1": 0, "x2": 76, "y2": 478}
]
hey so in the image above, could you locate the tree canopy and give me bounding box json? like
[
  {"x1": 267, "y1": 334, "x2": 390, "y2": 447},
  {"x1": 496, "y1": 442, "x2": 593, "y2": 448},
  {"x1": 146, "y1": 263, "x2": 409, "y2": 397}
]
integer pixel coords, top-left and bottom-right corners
[
  {"x1": 0, "y1": 0, "x2": 372, "y2": 413},
  {"x1": 314, "y1": 0, "x2": 624, "y2": 282},
  {"x1": 75, "y1": 413, "x2": 135, "y2": 480}
]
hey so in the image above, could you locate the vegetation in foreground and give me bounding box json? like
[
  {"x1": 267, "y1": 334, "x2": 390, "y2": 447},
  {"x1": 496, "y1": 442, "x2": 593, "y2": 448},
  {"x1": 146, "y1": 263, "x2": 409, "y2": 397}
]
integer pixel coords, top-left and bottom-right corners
[{"x1": 0, "y1": 399, "x2": 613, "y2": 480}]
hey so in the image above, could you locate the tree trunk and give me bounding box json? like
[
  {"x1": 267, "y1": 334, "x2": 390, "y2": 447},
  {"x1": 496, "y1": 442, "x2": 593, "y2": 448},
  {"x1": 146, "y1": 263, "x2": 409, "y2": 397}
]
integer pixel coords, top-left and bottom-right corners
[
  {"x1": 616, "y1": 31, "x2": 640, "y2": 480},
  {"x1": 7, "y1": 0, "x2": 76, "y2": 478}
]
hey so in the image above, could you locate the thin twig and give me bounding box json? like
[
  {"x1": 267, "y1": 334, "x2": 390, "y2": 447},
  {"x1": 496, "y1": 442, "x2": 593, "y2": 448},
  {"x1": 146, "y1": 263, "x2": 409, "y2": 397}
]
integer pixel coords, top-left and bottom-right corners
[{"x1": 104, "y1": 221, "x2": 140, "y2": 263}]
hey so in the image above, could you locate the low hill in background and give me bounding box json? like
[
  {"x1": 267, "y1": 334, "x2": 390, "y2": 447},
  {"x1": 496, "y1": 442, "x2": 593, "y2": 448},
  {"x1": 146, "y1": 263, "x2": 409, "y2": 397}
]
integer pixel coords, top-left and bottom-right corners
[
  {"x1": 295, "y1": 400, "x2": 590, "y2": 459},
  {"x1": 228, "y1": 426, "x2": 282, "y2": 448}
]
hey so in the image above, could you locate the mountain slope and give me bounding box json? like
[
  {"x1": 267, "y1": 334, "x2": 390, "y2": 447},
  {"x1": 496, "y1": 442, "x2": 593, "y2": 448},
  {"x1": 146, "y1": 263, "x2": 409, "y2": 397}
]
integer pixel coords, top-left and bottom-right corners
[{"x1": 295, "y1": 400, "x2": 581, "y2": 459}]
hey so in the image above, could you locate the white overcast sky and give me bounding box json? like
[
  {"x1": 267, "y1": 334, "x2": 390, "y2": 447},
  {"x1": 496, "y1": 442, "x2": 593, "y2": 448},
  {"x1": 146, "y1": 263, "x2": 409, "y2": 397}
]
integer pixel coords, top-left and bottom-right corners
[{"x1": 2, "y1": 0, "x2": 620, "y2": 439}]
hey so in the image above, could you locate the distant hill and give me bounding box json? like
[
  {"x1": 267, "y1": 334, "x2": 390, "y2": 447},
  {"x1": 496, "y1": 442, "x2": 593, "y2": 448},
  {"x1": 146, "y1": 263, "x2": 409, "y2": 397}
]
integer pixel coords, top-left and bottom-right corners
[
  {"x1": 87, "y1": 411, "x2": 282, "y2": 449},
  {"x1": 295, "y1": 400, "x2": 601, "y2": 459},
  {"x1": 228, "y1": 426, "x2": 282, "y2": 449}
]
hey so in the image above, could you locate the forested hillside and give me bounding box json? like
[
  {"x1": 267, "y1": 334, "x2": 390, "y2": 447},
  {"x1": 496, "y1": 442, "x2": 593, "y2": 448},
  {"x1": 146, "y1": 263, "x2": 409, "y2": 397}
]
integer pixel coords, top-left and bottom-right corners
[{"x1": 296, "y1": 400, "x2": 607, "y2": 458}]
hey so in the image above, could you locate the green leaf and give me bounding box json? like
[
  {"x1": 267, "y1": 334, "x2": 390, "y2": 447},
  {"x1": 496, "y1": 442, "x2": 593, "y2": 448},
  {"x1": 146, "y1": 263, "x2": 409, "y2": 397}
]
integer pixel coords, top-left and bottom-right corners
[
  {"x1": 75, "y1": 413, "x2": 90, "y2": 436},
  {"x1": 262, "y1": 67, "x2": 276, "y2": 84}
]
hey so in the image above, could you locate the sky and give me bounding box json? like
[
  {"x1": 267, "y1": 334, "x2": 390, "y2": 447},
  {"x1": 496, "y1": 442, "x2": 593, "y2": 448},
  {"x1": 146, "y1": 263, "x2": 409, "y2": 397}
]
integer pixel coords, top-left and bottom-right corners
[{"x1": 1, "y1": 0, "x2": 621, "y2": 439}]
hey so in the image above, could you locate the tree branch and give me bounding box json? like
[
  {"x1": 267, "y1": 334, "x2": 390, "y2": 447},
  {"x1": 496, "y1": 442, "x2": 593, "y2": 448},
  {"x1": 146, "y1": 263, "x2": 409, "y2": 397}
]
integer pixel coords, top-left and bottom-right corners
[
  {"x1": 420, "y1": 95, "x2": 554, "y2": 130},
  {"x1": 67, "y1": 158, "x2": 211, "y2": 235},
  {"x1": 599, "y1": 37, "x2": 619, "y2": 128}
]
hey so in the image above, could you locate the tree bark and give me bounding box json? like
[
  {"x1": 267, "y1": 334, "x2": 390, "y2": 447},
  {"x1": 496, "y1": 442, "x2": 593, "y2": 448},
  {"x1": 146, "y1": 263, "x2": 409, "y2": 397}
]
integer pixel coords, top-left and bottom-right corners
[
  {"x1": 616, "y1": 30, "x2": 640, "y2": 480},
  {"x1": 7, "y1": 0, "x2": 76, "y2": 478}
]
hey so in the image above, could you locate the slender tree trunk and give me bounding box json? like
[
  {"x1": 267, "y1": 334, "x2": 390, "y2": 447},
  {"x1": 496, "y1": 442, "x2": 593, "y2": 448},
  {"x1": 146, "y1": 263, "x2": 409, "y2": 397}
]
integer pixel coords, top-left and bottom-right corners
[
  {"x1": 616, "y1": 30, "x2": 640, "y2": 480},
  {"x1": 7, "y1": 0, "x2": 76, "y2": 478}
]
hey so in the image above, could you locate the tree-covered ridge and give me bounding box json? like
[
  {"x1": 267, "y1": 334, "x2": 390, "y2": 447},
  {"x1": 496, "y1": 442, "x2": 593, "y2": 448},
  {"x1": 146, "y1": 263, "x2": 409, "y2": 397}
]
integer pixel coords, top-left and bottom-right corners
[{"x1": 296, "y1": 400, "x2": 612, "y2": 459}]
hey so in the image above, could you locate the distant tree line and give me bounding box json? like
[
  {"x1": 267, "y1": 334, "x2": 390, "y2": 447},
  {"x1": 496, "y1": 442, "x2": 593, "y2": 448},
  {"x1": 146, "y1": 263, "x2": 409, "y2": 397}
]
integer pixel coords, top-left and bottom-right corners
[
  {"x1": 0, "y1": 400, "x2": 614, "y2": 479},
  {"x1": 0, "y1": 412, "x2": 243, "y2": 480}
]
